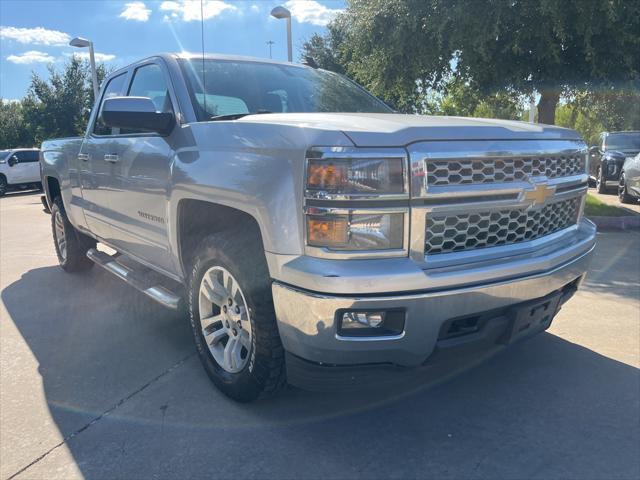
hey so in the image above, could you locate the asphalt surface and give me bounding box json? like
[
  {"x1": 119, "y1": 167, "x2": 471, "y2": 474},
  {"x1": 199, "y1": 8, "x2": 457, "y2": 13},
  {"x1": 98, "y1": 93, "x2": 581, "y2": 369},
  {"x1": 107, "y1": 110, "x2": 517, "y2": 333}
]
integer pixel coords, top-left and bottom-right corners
[{"x1": 1, "y1": 191, "x2": 639, "y2": 480}]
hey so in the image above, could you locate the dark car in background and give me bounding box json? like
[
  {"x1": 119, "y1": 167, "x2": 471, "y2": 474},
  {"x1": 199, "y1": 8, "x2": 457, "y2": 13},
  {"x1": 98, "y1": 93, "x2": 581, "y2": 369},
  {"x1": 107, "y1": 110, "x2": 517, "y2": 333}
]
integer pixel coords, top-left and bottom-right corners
[
  {"x1": 619, "y1": 153, "x2": 640, "y2": 204},
  {"x1": 589, "y1": 131, "x2": 640, "y2": 194}
]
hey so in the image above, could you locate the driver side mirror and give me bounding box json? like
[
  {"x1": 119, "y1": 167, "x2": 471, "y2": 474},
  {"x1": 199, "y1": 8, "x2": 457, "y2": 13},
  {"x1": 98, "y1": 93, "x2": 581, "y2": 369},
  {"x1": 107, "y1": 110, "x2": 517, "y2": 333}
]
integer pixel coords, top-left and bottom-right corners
[
  {"x1": 101, "y1": 96, "x2": 175, "y2": 135},
  {"x1": 589, "y1": 146, "x2": 601, "y2": 156},
  {"x1": 7, "y1": 155, "x2": 18, "y2": 167}
]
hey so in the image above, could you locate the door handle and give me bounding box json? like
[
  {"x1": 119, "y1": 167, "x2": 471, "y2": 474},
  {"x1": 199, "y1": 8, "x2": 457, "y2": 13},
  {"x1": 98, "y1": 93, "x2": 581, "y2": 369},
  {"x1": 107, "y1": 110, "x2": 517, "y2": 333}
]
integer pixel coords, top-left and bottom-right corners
[
  {"x1": 78, "y1": 153, "x2": 89, "y2": 162},
  {"x1": 104, "y1": 154, "x2": 119, "y2": 163}
]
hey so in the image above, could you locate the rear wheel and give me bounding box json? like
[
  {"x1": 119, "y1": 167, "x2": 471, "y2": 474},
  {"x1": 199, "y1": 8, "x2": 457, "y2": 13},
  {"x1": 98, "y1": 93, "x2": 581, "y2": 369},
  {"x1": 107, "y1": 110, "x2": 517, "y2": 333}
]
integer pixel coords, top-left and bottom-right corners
[
  {"x1": 618, "y1": 173, "x2": 635, "y2": 204},
  {"x1": 188, "y1": 230, "x2": 285, "y2": 402},
  {"x1": 51, "y1": 197, "x2": 96, "y2": 272},
  {"x1": 0, "y1": 175, "x2": 7, "y2": 197}
]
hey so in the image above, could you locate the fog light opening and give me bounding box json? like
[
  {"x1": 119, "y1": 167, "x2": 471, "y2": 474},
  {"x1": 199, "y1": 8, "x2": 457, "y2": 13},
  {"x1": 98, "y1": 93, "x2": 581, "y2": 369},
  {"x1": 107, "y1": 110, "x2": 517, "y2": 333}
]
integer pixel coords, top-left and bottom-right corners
[{"x1": 337, "y1": 309, "x2": 405, "y2": 337}]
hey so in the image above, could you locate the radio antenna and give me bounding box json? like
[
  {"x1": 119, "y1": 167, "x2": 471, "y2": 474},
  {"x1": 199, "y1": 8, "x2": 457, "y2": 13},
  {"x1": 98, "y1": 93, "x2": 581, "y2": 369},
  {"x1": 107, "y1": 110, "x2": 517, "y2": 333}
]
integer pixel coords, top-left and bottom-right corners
[{"x1": 200, "y1": 0, "x2": 207, "y2": 114}]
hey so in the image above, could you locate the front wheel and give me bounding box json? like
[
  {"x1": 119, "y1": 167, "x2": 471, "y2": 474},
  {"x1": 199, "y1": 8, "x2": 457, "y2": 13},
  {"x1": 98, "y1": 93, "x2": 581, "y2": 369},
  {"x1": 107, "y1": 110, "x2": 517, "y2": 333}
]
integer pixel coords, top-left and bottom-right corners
[
  {"x1": 51, "y1": 197, "x2": 96, "y2": 272},
  {"x1": 188, "y1": 230, "x2": 285, "y2": 402},
  {"x1": 618, "y1": 174, "x2": 635, "y2": 204},
  {"x1": 0, "y1": 176, "x2": 7, "y2": 197}
]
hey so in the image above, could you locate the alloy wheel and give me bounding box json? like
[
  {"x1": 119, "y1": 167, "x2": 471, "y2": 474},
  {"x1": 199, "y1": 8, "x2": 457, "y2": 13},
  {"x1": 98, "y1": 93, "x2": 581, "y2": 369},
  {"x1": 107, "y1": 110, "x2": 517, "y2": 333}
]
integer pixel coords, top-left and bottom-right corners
[
  {"x1": 54, "y1": 210, "x2": 67, "y2": 261},
  {"x1": 198, "y1": 266, "x2": 252, "y2": 373}
]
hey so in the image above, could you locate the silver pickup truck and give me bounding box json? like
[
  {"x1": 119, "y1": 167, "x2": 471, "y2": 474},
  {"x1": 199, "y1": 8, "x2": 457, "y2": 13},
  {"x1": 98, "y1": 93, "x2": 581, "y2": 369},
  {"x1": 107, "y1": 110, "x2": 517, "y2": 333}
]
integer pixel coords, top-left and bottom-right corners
[{"x1": 41, "y1": 53, "x2": 596, "y2": 402}]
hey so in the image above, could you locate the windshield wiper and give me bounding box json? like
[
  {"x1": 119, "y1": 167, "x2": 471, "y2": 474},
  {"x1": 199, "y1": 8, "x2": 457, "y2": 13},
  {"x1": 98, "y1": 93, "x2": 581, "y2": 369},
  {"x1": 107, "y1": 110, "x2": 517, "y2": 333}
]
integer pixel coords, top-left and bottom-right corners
[{"x1": 209, "y1": 110, "x2": 273, "y2": 121}]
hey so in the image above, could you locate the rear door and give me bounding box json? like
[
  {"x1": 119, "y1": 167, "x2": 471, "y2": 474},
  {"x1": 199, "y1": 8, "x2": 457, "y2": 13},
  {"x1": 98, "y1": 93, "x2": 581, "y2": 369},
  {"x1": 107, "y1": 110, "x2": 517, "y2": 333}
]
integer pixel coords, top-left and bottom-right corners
[
  {"x1": 101, "y1": 61, "x2": 177, "y2": 274},
  {"x1": 22, "y1": 150, "x2": 41, "y2": 183},
  {"x1": 79, "y1": 72, "x2": 128, "y2": 239}
]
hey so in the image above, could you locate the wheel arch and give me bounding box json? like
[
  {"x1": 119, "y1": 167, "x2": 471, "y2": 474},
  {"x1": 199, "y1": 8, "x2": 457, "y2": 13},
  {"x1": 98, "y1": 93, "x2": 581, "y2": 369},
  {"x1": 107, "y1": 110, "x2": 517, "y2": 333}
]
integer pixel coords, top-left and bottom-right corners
[
  {"x1": 176, "y1": 199, "x2": 266, "y2": 278},
  {"x1": 44, "y1": 176, "x2": 61, "y2": 208}
]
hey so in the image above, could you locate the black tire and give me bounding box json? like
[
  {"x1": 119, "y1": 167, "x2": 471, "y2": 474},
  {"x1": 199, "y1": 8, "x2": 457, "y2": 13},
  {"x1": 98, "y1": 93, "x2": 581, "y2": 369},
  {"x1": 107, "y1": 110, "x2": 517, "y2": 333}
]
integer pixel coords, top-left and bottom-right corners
[
  {"x1": 596, "y1": 166, "x2": 609, "y2": 194},
  {"x1": 51, "y1": 197, "x2": 96, "y2": 272},
  {"x1": 0, "y1": 175, "x2": 7, "y2": 197},
  {"x1": 188, "y1": 229, "x2": 285, "y2": 402},
  {"x1": 618, "y1": 174, "x2": 635, "y2": 204}
]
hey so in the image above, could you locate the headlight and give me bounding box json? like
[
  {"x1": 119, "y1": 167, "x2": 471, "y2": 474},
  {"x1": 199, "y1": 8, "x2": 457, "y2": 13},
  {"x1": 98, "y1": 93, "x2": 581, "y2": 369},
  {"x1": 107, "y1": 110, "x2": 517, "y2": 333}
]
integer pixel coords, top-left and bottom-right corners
[
  {"x1": 306, "y1": 209, "x2": 405, "y2": 251},
  {"x1": 304, "y1": 147, "x2": 409, "y2": 259},
  {"x1": 305, "y1": 147, "x2": 407, "y2": 199}
]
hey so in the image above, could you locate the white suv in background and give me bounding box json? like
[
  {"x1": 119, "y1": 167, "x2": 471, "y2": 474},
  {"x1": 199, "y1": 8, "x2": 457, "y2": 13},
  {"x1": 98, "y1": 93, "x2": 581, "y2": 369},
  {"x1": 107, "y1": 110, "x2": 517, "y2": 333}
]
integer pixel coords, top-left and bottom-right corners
[{"x1": 0, "y1": 148, "x2": 42, "y2": 196}]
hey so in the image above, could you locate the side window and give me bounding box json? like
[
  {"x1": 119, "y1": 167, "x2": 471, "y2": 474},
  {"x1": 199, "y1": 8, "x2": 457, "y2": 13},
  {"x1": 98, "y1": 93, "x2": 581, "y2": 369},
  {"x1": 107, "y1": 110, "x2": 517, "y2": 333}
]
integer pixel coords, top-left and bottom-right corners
[
  {"x1": 24, "y1": 151, "x2": 40, "y2": 162},
  {"x1": 122, "y1": 63, "x2": 173, "y2": 135},
  {"x1": 12, "y1": 152, "x2": 24, "y2": 162},
  {"x1": 128, "y1": 64, "x2": 172, "y2": 113},
  {"x1": 93, "y1": 73, "x2": 126, "y2": 136},
  {"x1": 14, "y1": 151, "x2": 35, "y2": 162}
]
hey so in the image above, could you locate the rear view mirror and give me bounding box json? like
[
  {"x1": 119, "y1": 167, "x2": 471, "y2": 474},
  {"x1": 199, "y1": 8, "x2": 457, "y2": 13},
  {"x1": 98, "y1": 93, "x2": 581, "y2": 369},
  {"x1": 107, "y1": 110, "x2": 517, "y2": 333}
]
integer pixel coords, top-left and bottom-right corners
[{"x1": 101, "y1": 96, "x2": 175, "y2": 135}]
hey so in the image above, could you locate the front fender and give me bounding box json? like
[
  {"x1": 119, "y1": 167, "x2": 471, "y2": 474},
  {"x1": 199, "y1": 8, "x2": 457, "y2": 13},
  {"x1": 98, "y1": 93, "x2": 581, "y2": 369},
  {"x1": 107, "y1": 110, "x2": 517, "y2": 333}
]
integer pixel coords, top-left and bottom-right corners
[{"x1": 167, "y1": 122, "x2": 354, "y2": 265}]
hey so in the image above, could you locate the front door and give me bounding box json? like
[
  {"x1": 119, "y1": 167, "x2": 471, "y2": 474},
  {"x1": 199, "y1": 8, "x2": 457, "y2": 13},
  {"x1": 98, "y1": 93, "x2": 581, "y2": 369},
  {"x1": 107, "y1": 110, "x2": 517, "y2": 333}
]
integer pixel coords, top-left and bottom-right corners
[
  {"x1": 6, "y1": 151, "x2": 34, "y2": 184},
  {"x1": 101, "y1": 61, "x2": 176, "y2": 274}
]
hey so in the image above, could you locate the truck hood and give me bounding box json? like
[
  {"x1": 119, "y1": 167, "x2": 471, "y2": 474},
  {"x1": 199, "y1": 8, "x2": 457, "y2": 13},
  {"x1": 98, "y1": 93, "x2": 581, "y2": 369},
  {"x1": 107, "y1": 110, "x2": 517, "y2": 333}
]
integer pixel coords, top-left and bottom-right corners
[{"x1": 238, "y1": 112, "x2": 582, "y2": 146}]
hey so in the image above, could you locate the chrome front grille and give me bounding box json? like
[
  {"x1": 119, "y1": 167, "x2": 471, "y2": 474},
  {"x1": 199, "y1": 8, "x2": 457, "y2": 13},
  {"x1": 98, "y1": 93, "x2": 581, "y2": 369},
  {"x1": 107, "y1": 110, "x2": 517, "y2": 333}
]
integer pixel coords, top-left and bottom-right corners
[
  {"x1": 426, "y1": 155, "x2": 585, "y2": 186},
  {"x1": 424, "y1": 196, "x2": 581, "y2": 255}
]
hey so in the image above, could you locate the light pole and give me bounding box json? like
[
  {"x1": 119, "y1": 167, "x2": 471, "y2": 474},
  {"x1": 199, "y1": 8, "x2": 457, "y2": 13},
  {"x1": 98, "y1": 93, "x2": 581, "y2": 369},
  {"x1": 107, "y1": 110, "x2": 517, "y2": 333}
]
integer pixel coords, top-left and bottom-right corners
[
  {"x1": 270, "y1": 6, "x2": 292, "y2": 62},
  {"x1": 69, "y1": 37, "x2": 99, "y2": 101},
  {"x1": 266, "y1": 40, "x2": 275, "y2": 59}
]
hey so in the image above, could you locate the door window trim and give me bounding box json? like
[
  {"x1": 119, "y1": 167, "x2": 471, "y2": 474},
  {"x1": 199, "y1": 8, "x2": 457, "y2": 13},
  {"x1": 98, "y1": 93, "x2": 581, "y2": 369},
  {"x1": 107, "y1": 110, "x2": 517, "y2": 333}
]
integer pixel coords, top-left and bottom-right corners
[
  {"x1": 89, "y1": 59, "x2": 179, "y2": 140},
  {"x1": 90, "y1": 72, "x2": 128, "y2": 137}
]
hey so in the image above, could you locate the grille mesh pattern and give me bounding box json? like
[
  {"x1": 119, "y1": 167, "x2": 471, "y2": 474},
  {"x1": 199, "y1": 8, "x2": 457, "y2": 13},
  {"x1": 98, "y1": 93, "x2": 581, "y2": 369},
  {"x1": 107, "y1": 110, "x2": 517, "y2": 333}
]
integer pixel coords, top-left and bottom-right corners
[
  {"x1": 426, "y1": 155, "x2": 585, "y2": 186},
  {"x1": 425, "y1": 197, "x2": 580, "y2": 255}
]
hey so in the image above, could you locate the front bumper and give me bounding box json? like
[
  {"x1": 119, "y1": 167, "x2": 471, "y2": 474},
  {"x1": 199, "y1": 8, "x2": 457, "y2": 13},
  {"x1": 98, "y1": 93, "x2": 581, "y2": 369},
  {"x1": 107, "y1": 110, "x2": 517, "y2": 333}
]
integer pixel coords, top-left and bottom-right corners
[{"x1": 272, "y1": 221, "x2": 596, "y2": 372}]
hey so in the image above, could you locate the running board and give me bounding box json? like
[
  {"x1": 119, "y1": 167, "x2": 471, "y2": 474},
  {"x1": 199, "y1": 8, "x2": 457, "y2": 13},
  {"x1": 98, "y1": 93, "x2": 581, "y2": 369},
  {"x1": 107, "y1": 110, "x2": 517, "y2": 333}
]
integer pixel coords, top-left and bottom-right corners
[{"x1": 86, "y1": 248, "x2": 182, "y2": 310}]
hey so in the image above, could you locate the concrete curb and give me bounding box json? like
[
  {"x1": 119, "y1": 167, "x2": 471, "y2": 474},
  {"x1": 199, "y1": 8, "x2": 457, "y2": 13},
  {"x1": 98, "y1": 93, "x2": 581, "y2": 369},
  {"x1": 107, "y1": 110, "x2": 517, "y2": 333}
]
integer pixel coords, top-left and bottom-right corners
[{"x1": 587, "y1": 215, "x2": 640, "y2": 230}]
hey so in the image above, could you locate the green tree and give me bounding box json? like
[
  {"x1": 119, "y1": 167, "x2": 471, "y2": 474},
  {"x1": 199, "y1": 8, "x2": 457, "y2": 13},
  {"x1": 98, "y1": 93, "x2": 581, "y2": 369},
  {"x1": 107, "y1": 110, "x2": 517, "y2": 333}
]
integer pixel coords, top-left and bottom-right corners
[
  {"x1": 17, "y1": 57, "x2": 109, "y2": 146},
  {"x1": 304, "y1": 0, "x2": 640, "y2": 123},
  {"x1": 0, "y1": 100, "x2": 32, "y2": 148},
  {"x1": 428, "y1": 78, "x2": 524, "y2": 120}
]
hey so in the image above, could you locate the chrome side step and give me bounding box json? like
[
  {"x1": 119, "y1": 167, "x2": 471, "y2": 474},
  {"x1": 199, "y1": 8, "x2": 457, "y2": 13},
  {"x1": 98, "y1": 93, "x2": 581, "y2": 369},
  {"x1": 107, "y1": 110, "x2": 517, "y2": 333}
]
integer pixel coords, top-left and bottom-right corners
[{"x1": 87, "y1": 248, "x2": 182, "y2": 310}]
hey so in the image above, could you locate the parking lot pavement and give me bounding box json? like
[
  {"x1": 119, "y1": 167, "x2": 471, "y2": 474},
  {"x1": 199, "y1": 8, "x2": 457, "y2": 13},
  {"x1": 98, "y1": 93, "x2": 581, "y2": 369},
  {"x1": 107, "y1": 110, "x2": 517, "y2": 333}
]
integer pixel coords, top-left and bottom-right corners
[
  {"x1": 588, "y1": 187, "x2": 640, "y2": 214},
  {"x1": 1, "y1": 191, "x2": 639, "y2": 480}
]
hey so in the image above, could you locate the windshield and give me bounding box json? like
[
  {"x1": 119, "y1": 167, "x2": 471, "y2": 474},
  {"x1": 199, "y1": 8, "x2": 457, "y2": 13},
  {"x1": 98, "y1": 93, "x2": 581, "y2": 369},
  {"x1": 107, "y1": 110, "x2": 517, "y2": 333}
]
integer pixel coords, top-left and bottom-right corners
[
  {"x1": 178, "y1": 59, "x2": 392, "y2": 121},
  {"x1": 606, "y1": 133, "x2": 640, "y2": 151}
]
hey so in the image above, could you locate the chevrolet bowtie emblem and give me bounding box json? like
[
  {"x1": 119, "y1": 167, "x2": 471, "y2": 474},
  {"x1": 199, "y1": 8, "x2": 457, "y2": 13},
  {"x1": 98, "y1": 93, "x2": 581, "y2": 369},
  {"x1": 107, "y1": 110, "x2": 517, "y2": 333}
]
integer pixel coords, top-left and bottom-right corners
[{"x1": 523, "y1": 183, "x2": 556, "y2": 206}]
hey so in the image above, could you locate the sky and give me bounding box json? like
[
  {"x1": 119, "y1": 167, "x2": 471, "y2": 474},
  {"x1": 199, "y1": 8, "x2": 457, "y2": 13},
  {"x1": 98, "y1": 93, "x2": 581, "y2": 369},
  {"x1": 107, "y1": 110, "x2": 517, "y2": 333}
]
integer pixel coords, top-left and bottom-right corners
[{"x1": 0, "y1": 0, "x2": 345, "y2": 100}]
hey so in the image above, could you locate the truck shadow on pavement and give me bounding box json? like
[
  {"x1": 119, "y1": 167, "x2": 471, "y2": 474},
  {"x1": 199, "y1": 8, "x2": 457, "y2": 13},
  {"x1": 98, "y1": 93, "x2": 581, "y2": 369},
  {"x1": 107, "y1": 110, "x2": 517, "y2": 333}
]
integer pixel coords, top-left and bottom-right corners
[{"x1": 2, "y1": 262, "x2": 639, "y2": 479}]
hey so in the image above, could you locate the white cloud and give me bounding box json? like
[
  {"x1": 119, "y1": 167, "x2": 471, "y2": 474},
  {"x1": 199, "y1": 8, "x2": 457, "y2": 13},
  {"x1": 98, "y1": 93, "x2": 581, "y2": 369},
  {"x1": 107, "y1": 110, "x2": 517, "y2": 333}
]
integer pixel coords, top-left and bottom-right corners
[
  {"x1": 250, "y1": 4, "x2": 260, "y2": 13},
  {"x1": 160, "y1": 0, "x2": 236, "y2": 22},
  {"x1": 0, "y1": 26, "x2": 70, "y2": 46},
  {"x1": 284, "y1": 1, "x2": 343, "y2": 26},
  {"x1": 6, "y1": 50, "x2": 55, "y2": 64},
  {"x1": 119, "y1": 1, "x2": 151, "y2": 21},
  {"x1": 64, "y1": 52, "x2": 116, "y2": 62}
]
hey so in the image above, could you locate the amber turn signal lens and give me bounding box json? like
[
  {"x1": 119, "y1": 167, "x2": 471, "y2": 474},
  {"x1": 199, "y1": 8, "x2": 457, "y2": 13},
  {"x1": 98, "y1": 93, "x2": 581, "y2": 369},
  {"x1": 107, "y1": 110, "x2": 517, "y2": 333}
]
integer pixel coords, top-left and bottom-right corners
[
  {"x1": 307, "y1": 216, "x2": 349, "y2": 247},
  {"x1": 307, "y1": 162, "x2": 348, "y2": 190}
]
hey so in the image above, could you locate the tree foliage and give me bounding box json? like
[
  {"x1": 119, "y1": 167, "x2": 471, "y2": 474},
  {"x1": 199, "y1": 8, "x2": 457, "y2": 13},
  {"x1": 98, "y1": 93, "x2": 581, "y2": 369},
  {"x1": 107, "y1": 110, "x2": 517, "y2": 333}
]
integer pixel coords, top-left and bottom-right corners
[
  {"x1": 424, "y1": 78, "x2": 524, "y2": 120},
  {"x1": 302, "y1": 0, "x2": 640, "y2": 123},
  {"x1": 0, "y1": 56, "x2": 108, "y2": 149}
]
